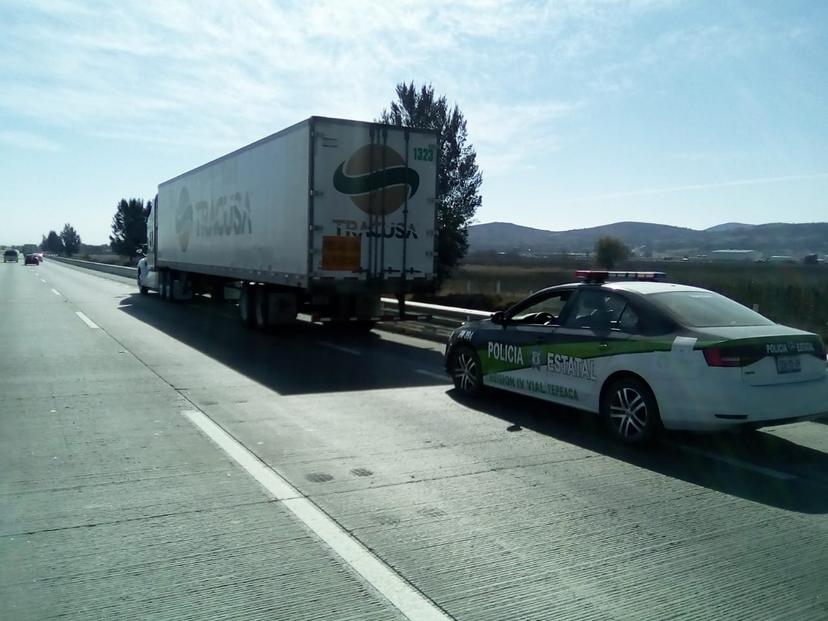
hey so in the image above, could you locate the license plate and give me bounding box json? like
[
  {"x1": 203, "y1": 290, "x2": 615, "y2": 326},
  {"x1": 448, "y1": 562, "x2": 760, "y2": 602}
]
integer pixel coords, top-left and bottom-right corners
[{"x1": 776, "y1": 355, "x2": 801, "y2": 374}]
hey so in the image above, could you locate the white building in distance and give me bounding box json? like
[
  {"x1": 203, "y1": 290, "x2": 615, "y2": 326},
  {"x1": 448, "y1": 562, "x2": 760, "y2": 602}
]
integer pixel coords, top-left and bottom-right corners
[{"x1": 711, "y1": 249, "x2": 761, "y2": 262}]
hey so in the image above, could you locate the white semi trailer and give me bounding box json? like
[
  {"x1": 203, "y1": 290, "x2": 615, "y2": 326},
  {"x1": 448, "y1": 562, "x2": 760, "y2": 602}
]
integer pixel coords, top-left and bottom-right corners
[{"x1": 137, "y1": 117, "x2": 438, "y2": 330}]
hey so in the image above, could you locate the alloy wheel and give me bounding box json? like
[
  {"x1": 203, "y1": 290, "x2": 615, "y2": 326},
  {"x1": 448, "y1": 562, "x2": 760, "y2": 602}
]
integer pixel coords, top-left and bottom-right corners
[
  {"x1": 453, "y1": 351, "x2": 480, "y2": 393},
  {"x1": 609, "y1": 386, "x2": 648, "y2": 440}
]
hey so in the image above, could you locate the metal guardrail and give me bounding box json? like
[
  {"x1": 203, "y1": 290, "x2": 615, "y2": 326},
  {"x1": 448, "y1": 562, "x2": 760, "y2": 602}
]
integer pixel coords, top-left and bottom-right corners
[
  {"x1": 50, "y1": 255, "x2": 138, "y2": 278},
  {"x1": 380, "y1": 298, "x2": 490, "y2": 325},
  {"x1": 49, "y1": 257, "x2": 489, "y2": 337}
]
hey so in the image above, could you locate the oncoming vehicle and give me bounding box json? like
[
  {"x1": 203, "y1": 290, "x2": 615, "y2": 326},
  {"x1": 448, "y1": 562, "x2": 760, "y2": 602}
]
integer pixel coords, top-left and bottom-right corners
[
  {"x1": 3, "y1": 249, "x2": 18, "y2": 263},
  {"x1": 445, "y1": 270, "x2": 828, "y2": 445}
]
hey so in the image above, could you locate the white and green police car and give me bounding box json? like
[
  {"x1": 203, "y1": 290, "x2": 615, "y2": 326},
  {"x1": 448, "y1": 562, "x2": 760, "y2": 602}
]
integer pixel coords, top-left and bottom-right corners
[{"x1": 445, "y1": 271, "x2": 828, "y2": 445}]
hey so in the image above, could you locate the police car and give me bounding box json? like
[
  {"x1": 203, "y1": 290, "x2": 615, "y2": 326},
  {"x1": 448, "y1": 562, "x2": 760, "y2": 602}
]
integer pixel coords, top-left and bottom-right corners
[{"x1": 445, "y1": 271, "x2": 828, "y2": 445}]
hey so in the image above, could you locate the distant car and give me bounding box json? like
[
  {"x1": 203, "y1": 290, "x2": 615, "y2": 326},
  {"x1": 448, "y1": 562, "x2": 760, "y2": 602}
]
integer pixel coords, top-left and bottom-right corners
[
  {"x1": 3, "y1": 249, "x2": 18, "y2": 263},
  {"x1": 445, "y1": 270, "x2": 828, "y2": 445},
  {"x1": 35, "y1": 252, "x2": 44, "y2": 262},
  {"x1": 24, "y1": 254, "x2": 41, "y2": 265}
]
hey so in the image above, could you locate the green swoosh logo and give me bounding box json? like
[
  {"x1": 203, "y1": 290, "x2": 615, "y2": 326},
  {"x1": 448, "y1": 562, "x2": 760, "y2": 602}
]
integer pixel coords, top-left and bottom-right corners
[{"x1": 333, "y1": 163, "x2": 419, "y2": 198}]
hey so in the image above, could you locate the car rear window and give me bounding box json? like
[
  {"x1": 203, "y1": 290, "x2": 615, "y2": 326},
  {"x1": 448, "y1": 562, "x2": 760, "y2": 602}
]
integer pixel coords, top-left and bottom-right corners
[{"x1": 648, "y1": 290, "x2": 774, "y2": 327}]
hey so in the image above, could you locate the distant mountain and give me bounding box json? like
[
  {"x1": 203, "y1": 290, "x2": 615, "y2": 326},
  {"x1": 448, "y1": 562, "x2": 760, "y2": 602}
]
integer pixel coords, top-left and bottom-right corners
[
  {"x1": 704, "y1": 222, "x2": 754, "y2": 233},
  {"x1": 468, "y1": 221, "x2": 828, "y2": 257}
]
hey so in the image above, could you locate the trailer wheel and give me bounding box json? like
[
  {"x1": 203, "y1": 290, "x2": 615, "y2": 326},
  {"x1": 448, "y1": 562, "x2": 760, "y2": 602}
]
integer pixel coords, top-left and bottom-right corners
[
  {"x1": 254, "y1": 288, "x2": 269, "y2": 330},
  {"x1": 164, "y1": 271, "x2": 176, "y2": 302},
  {"x1": 239, "y1": 284, "x2": 256, "y2": 327},
  {"x1": 159, "y1": 271, "x2": 168, "y2": 300},
  {"x1": 137, "y1": 269, "x2": 148, "y2": 295}
]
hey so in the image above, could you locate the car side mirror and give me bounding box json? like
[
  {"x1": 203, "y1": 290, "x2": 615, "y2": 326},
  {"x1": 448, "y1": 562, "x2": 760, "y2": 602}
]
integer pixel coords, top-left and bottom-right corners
[{"x1": 491, "y1": 311, "x2": 506, "y2": 325}]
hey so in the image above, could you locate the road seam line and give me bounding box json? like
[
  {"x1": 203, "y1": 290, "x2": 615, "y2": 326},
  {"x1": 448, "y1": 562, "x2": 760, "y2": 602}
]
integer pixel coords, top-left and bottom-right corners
[
  {"x1": 181, "y1": 408, "x2": 452, "y2": 621},
  {"x1": 75, "y1": 311, "x2": 100, "y2": 329},
  {"x1": 664, "y1": 440, "x2": 797, "y2": 481}
]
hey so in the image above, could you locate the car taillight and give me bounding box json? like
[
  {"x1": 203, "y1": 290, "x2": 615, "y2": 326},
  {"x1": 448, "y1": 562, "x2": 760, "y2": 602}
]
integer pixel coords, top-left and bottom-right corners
[{"x1": 703, "y1": 348, "x2": 747, "y2": 367}]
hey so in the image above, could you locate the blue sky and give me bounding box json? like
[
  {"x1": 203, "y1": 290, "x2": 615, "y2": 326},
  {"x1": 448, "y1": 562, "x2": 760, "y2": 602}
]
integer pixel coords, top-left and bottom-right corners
[{"x1": 1, "y1": 0, "x2": 826, "y2": 245}]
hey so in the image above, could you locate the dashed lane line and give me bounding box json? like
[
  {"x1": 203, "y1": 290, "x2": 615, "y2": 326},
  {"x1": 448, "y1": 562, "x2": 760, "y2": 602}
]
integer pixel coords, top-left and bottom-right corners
[
  {"x1": 51, "y1": 288, "x2": 61, "y2": 296},
  {"x1": 75, "y1": 311, "x2": 100, "y2": 329}
]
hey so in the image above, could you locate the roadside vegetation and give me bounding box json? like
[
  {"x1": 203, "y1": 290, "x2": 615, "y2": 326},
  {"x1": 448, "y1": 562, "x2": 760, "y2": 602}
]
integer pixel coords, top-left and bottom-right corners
[{"x1": 416, "y1": 256, "x2": 828, "y2": 343}]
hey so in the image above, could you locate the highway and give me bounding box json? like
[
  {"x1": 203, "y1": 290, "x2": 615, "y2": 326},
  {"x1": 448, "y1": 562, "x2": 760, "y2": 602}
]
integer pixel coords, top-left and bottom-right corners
[{"x1": 2, "y1": 259, "x2": 827, "y2": 620}]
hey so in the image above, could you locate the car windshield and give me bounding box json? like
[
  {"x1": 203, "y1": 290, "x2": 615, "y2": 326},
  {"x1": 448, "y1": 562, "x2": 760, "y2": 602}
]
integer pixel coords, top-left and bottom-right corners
[{"x1": 649, "y1": 290, "x2": 774, "y2": 327}]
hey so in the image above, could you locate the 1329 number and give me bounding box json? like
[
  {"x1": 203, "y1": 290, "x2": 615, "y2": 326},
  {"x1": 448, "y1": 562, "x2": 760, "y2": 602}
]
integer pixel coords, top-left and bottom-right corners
[{"x1": 413, "y1": 147, "x2": 435, "y2": 161}]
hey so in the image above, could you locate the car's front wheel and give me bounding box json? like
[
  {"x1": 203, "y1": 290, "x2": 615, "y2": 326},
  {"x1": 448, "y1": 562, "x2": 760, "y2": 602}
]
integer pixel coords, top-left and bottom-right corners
[
  {"x1": 449, "y1": 346, "x2": 484, "y2": 397},
  {"x1": 601, "y1": 376, "x2": 660, "y2": 445}
]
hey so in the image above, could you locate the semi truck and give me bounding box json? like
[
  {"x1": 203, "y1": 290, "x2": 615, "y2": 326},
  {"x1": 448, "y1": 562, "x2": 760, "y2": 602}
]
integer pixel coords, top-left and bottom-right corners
[{"x1": 137, "y1": 117, "x2": 438, "y2": 331}]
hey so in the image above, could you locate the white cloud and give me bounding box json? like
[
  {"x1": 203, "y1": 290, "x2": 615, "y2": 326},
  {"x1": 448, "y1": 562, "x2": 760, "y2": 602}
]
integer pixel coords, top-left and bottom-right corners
[
  {"x1": 467, "y1": 101, "x2": 579, "y2": 174},
  {"x1": 0, "y1": 0, "x2": 676, "y2": 165}
]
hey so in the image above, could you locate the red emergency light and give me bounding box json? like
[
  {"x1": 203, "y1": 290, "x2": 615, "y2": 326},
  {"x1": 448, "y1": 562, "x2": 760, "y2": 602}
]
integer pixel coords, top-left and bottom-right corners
[{"x1": 576, "y1": 270, "x2": 667, "y2": 283}]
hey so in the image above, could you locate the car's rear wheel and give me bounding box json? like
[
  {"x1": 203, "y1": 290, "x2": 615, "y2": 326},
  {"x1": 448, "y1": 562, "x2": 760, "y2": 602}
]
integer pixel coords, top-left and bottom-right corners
[
  {"x1": 450, "y1": 346, "x2": 483, "y2": 397},
  {"x1": 601, "y1": 377, "x2": 660, "y2": 445}
]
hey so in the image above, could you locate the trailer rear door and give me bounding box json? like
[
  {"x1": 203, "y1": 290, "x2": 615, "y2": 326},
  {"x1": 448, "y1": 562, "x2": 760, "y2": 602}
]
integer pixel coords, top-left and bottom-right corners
[{"x1": 309, "y1": 118, "x2": 437, "y2": 289}]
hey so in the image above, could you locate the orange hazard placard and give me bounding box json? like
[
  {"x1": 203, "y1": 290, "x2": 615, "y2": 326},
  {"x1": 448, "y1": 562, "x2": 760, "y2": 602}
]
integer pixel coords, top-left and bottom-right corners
[{"x1": 320, "y1": 235, "x2": 362, "y2": 272}]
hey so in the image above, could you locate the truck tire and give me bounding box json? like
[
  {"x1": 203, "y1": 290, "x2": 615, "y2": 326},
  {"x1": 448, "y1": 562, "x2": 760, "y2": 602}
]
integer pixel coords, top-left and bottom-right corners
[
  {"x1": 159, "y1": 271, "x2": 168, "y2": 300},
  {"x1": 239, "y1": 285, "x2": 255, "y2": 327},
  {"x1": 164, "y1": 272, "x2": 175, "y2": 302},
  {"x1": 137, "y1": 269, "x2": 148, "y2": 295},
  {"x1": 254, "y1": 288, "x2": 268, "y2": 330}
]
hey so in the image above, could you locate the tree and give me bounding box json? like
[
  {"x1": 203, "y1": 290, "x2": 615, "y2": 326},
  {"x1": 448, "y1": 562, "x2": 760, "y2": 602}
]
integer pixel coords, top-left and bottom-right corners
[
  {"x1": 110, "y1": 198, "x2": 148, "y2": 258},
  {"x1": 594, "y1": 236, "x2": 630, "y2": 269},
  {"x1": 60, "y1": 223, "x2": 81, "y2": 256},
  {"x1": 379, "y1": 82, "x2": 482, "y2": 282},
  {"x1": 41, "y1": 230, "x2": 64, "y2": 254}
]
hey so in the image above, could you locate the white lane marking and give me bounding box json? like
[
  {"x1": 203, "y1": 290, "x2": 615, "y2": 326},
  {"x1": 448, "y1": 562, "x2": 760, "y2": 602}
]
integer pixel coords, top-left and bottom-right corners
[
  {"x1": 40, "y1": 278, "x2": 46, "y2": 283},
  {"x1": 75, "y1": 311, "x2": 100, "y2": 329},
  {"x1": 182, "y1": 410, "x2": 301, "y2": 501},
  {"x1": 51, "y1": 288, "x2": 61, "y2": 296},
  {"x1": 415, "y1": 369, "x2": 449, "y2": 381},
  {"x1": 665, "y1": 440, "x2": 796, "y2": 481},
  {"x1": 181, "y1": 409, "x2": 451, "y2": 621},
  {"x1": 318, "y1": 341, "x2": 362, "y2": 356}
]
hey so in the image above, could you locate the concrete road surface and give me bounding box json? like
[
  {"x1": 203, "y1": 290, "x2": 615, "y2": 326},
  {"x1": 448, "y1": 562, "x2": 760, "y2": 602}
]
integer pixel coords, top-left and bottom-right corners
[{"x1": 2, "y1": 259, "x2": 827, "y2": 620}]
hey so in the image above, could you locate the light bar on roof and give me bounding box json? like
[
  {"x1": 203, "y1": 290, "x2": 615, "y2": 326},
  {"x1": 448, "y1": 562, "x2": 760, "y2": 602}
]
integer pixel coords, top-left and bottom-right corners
[{"x1": 576, "y1": 270, "x2": 667, "y2": 283}]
